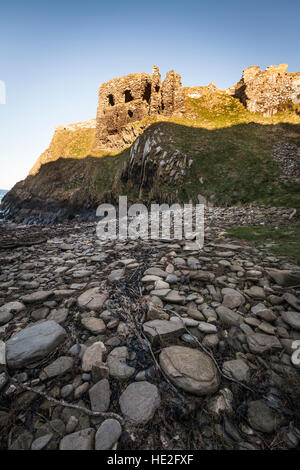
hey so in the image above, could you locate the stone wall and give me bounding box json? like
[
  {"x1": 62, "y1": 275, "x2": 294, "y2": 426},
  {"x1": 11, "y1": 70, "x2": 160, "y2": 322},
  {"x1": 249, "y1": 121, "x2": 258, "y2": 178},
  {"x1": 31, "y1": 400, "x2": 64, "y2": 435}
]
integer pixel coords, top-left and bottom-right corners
[
  {"x1": 227, "y1": 64, "x2": 300, "y2": 116},
  {"x1": 94, "y1": 66, "x2": 185, "y2": 149}
]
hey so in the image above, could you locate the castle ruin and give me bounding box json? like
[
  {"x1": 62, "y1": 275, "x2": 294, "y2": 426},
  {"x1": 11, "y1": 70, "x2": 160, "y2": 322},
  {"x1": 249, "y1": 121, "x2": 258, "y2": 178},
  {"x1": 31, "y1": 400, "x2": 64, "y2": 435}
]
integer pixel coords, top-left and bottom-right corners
[{"x1": 94, "y1": 66, "x2": 185, "y2": 149}]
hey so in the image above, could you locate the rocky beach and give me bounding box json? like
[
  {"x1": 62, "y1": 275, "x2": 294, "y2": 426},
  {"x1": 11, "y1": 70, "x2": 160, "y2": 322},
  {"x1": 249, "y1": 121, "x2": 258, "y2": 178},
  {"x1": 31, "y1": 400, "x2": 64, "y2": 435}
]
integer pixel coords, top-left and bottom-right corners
[{"x1": 0, "y1": 203, "x2": 299, "y2": 450}]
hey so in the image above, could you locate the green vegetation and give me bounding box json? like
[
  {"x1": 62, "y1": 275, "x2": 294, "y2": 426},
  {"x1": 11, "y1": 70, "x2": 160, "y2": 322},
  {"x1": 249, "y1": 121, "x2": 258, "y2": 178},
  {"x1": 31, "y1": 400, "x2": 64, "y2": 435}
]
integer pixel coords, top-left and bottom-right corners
[{"x1": 227, "y1": 225, "x2": 300, "y2": 263}]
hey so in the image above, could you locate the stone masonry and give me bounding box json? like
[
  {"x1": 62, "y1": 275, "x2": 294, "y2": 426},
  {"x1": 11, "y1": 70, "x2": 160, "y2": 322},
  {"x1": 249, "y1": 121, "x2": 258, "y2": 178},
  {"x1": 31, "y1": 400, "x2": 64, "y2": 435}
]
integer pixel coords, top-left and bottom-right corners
[
  {"x1": 227, "y1": 64, "x2": 300, "y2": 116},
  {"x1": 94, "y1": 66, "x2": 185, "y2": 149}
]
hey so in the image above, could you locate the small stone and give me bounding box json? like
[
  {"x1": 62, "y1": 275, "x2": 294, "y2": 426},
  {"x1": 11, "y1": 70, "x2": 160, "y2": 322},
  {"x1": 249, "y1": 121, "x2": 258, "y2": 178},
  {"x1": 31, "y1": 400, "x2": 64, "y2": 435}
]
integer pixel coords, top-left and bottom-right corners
[
  {"x1": 223, "y1": 359, "x2": 250, "y2": 382},
  {"x1": 108, "y1": 269, "x2": 125, "y2": 283},
  {"x1": 0, "y1": 301, "x2": 25, "y2": 313},
  {"x1": 143, "y1": 319, "x2": 185, "y2": 345},
  {"x1": 198, "y1": 322, "x2": 217, "y2": 333},
  {"x1": 91, "y1": 361, "x2": 109, "y2": 381},
  {"x1": 222, "y1": 288, "x2": 245, "y2": 309},
  {"x1": 247, "y1": 400, "x2": 283, "y2": 433},
  {"x1": 281, "y1": 311, "x2": 300, "y2": 330},
  {"x1": 0, "y1": 311, "x2": 13, "y2": 325},
  {"x1": 247, "y1": 333, "x2": 282, "y2": 355},
  {"x1": 119, "y1": 381, "x2": 160, "y2": 424},
  {"x1": 66, "y1": 416, "x2": 78, "y2": 434},
  {"x1": 245, "y1": 286, "x2": 265, "y2": 299},
  {"x1": 216, "y1": 306, "x2": 243, "y2": 327},
  {"x1": 81, "y1": 342, "x2": 106, "y2": 371},
  {"x1": 89, "y1": 379, "x2": 110, "y2": 412},
  {"x1": 81, "y1": 317, "x2": 106, "y2": 334},
  {"x1": 31, "y1": 433, "x2": 53, "y2": 450},
  {"x1": 106, "y1": 346, "x2": 135, "y2": 380},
  {"x1": 77, "y1": 287, "x2": 108, "y2": 311},
  {"x1": 95, "y1": 419, "x2": 122, "y2": 450},
  {"x1": 21, "y1": 291, "x2": 52, "y2": 303},
  {"x1": 59, "y1": 428, "x2": 95, "y2": 450},
  {"x1": 42, "y1": 356, "x2": 74, "y2": 379}
]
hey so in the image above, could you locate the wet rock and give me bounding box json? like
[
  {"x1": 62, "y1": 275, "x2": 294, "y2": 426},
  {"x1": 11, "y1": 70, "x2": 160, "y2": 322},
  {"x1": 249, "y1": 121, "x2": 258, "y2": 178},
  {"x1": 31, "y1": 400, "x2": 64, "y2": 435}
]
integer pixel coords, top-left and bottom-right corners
[
  {"x1": 6, "y1": 320, "x2": 66, "y2": 369},
  {"x1": 159, "y1": 345, "x2": 220, "y2": 395},
  {"x1": 95, "y1": 419, "x2": 122, "y2": 450},
  {"x1": 59, "y1": 428, "x2": 95, "y2": 450},
  {"x1": 119, "y1": 381, "x2": 160, "y2": 424}
]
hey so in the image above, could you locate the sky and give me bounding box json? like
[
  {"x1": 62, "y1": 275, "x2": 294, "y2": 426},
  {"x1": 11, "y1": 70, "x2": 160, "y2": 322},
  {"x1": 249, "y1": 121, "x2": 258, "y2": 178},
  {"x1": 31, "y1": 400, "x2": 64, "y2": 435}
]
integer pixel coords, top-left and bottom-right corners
[{"x1": 0, "y1": 0, "x2": 299, "y2": 189}]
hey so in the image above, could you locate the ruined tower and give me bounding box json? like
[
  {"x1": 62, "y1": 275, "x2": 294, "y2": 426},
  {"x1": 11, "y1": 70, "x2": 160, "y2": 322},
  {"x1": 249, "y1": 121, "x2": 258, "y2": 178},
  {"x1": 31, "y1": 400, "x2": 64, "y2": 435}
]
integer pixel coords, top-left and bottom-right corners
[{"x1": 94, "y1": 66, "x2": 185, "y2": 149}]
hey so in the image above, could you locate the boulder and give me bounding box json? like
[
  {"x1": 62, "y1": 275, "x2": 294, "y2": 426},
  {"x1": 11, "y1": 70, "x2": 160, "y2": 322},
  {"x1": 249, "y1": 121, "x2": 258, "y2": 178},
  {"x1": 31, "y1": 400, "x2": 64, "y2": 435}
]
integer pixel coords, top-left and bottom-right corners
[
  {"x1": 159, "y1": 345, "x2": 220, "y2": 395},
  {"x1": 6, "y1": 321, "x2": 66, "y2": 369}
]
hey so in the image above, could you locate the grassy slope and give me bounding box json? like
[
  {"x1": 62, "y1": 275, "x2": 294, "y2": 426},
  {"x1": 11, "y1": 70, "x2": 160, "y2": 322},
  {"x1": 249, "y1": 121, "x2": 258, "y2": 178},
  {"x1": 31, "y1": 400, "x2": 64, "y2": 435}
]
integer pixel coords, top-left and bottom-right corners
[{"x1": 26, "y1": 88, "x2": 300, "y2": 209}]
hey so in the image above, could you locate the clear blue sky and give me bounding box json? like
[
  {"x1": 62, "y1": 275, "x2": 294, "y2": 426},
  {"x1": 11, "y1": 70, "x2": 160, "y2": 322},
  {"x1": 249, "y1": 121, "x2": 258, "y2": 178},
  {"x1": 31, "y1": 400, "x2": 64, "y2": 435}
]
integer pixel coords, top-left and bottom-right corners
[{"x1": 0, "y1": 0, "x2": 299, "y2": 189}]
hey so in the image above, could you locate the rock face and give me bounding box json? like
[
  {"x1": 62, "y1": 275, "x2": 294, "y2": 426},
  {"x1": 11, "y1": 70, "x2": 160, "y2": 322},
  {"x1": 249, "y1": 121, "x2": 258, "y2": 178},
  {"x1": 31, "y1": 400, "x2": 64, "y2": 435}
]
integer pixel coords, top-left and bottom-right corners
[
  {"x1": 94, "y1": 65, "x2": 185, "y2": 149},
  {"x1": 6, "y1": 321, "x2": 66, "y2": 369},
  {"x1": 228, "y1": 64, "x2": 300, "y2": 116},
  {"x1": 159, "y1": 346, "x2": 220, "y2": 395}
]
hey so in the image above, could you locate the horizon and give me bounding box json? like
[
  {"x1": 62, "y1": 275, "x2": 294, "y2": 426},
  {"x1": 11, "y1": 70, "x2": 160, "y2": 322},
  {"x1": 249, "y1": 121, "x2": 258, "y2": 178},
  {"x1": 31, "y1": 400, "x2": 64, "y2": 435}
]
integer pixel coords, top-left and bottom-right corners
[{"x1": 0, "y1": 0, "x2": 300, "y2": 189}]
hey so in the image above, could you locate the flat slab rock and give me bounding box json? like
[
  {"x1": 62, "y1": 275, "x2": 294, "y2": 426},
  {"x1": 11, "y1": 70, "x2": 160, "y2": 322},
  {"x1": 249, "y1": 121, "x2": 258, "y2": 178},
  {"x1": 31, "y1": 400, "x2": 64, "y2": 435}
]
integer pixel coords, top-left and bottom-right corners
[
  {"x1": 143, "y1": 319, "x2": 185, "y2": 345},
  {"x1": 77, "y1": 287, "x2": 108, "y2": 311},
  {"x1": 159, "y1": 345, "x2": 220, "y2": 395},
  {"x1": 281, "y1": 311, "x2": 300, "y2": 330},
  {"x1": 6, "y1": 320, "x2": 66, "y2": 369},
  {"x1": 119, "y1": 381, "x2": 160, "y2": 424},
  {"x1": 246, "y1": 333, "x2": 282, "y2": 355},
  {"x1": 20, "y1": 291, "x2": 53, "y2": 303}
]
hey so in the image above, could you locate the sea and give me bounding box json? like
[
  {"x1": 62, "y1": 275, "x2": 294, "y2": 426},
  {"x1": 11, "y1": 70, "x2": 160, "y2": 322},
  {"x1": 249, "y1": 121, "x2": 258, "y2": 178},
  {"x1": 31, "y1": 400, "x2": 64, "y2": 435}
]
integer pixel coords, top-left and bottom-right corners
[{"x1": 0, "y1": 189, "x2": 8, "y2": 205}]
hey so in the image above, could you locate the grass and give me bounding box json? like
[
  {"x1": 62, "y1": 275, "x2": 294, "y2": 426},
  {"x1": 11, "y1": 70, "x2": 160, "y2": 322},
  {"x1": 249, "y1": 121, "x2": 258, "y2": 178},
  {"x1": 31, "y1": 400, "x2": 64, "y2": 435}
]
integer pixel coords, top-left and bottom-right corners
[{"x1": 226, "y1": 225, "x2": 300, "y2": 263}]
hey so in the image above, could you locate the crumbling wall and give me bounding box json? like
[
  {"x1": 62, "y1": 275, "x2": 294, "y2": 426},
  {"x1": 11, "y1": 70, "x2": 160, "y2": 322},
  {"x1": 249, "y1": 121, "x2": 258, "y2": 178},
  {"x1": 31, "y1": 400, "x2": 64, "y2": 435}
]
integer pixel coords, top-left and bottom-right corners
[
  {"x1": 227, "y1": 64, "x2": 300, "y2": 116},
  {"x1": 94, "y1": 66, "x2": 185, "y2": 149}
]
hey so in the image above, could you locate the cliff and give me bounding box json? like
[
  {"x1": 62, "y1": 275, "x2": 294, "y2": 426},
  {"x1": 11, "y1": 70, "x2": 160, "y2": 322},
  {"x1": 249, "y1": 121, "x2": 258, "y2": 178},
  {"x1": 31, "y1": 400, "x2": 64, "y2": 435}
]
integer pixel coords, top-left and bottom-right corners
[{"x1": 2, "y1": 64, "x2": 300, "y2": 224}]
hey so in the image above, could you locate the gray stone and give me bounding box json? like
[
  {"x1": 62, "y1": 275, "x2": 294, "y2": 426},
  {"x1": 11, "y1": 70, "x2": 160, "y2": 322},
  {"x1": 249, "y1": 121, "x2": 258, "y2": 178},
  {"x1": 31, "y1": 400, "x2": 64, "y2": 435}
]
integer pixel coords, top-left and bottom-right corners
[
  {"x1": 77, "y1": 287, "x2": 108, "y2": 311},
  {"x1": 281, "y1": 311, "x2": 300, "y2": 330},
  {"x1": 21, "y1": 291, "x2": 53, "y2": 303},
  {"x1": 81, "y1": 317, "x2": 106, "y2": 334},
  {"x1": 144, "y1": 267, "x2": 167, "y2": 278},
  {"x1": 247, "y1": 400, "x2": 283, "y2": 433},
  {"x1": 245, "y1": 286, "x2": 265, "y2": 299},
  {"x1": 107, "y1": 346, "x2": 135, "y2": 380},
  {"x1": 0, "y1": 301, "x2": 25, "y2": 313},
  {"x1": 108, "y1": 269, "x2": 125, "y2": 283},
  {"x1": 82, "y1": 342, "x2": 106, "y2": 371},
  {"x1": 6, "y1": 320, "x2": 66, "y2": 369},
  {"x1": 0, "y1": 341, "x2": 5, "y2": 365},
  {"x1": 159, "y1": 345, "x2": 220, "y2": 395},
  {"x1": 198, "y1": 322, "x2": 217, "y2": 333},
  {"x1": 42, "y1": 356, "x2": 74, "y2": 379},
  {"x1": 247, "y1": 333, "x2": 282, "y2": 355},
  {"x1": 89, "y1": 378, "x2": 110, "y2": 412},
  {"x1": 0, "y1": 311, "x2": 13, "y2": 325},
  {"x1": 223, "y1": 359, "x2": 250, "y2": 382},
  {"x1": 119, "y1": 381, "x2": 160, "y2": 424},
  {"x1": 143, "y1": 319, "x2": 185, "y2": 345},
  {"x1": 266, "y1": 268, "x2": 300, "y2": 287},
  {"x1": 95, "y1": 419, "x2": 122, "y2": 450},
  {"x1": 283, "y1": 293, "x2": 300, "y2": 312},
  {"x1": 31, "y1": 433, "x2": 53, "y2": 450},
  {"x1": 47, "y1": 308, "x2": 69, "y2": 324},
  {"x1": 216, "y1": 306, "x2": 243, "y2": 327},
  {"x1": 222, "y1": 288, "x2": 245, "y2": 309},
  {"x1": 59, "y1": 428, "x2": 95, "y2": 450}
]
